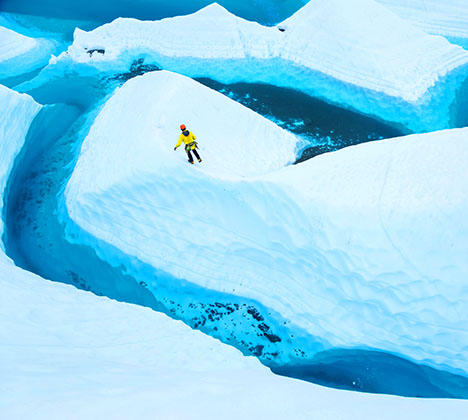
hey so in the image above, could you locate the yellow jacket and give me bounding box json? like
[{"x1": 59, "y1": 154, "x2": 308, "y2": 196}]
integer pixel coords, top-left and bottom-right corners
[{"x1": 175, "y1": 131, "x2": 197, "y2": 150}]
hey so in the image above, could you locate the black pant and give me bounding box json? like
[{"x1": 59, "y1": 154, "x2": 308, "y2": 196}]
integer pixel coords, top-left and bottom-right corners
[{"x1": 186, "y1": 148, "x2": 201, "y2": 163}]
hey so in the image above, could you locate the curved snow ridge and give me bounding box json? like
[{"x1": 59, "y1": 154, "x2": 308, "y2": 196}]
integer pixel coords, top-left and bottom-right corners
[
  {"x1": 0, "y1": 26, "x2": 57, "y2": 81},
  {"x1": 65, "y1": 70, "x2": 468, "y2": 375},
  {"x1": 54, "y1": 1, "x2": 468, "y2": 131},
  {"x1": 376, "y1": 0, "x2": 468, "y2": 46}
]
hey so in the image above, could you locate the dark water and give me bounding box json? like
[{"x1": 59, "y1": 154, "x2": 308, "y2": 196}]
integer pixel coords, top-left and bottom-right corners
[
  {"x1": 272, "y1": 349, "x2": 468, "y2": 398},
  {"x1": 197, "y1": 78, "x2": 403, "y2": 161}
]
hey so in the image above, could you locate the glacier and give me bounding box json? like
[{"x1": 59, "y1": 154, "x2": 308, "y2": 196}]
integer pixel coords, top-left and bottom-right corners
[
  {"x1": 49, "y1": 1, "x2": 468, "y2": 133},
  {"x1": 2, "y1": 1, "x2": 468, "y2": 415},
  {"x1": 62, "y1": 70, "x2": 468, "y2": 380},
  {"x1": 4, "y1": 80, "x2": 468, "y2": 420}
]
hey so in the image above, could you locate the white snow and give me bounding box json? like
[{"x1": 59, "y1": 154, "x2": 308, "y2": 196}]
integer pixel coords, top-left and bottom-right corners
[
  {"x1": 0, "y1": 26, "x2": 57, "y2": 81},
  {"x1": 64, "y1": 70, "x2": 468, "y2": 377},
  {"x1": 376, "y1": 0, "x2": 468, "y2": 47},
  {"x1": 52, "y1": 1, "x2": 468, "y2": 131},
  {"x1": 3, "y1": 85, "x2": 466, "y2": 419}
]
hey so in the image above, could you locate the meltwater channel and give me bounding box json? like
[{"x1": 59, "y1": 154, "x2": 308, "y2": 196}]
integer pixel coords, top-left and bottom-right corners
[{"x1": 3, "y1": 69, "x2": 468, "y2": 399}]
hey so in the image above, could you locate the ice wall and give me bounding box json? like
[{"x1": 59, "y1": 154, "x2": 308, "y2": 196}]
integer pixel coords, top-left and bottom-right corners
[
  {"x1": 0, "y1": 85, "x2": 41, "y2": 245},
  {"x1": 53, "y1": 2, "x2": 468, "y2": 133},
  {"x1": 64, "y1": 70, "x2": 468, "y2": 376}
]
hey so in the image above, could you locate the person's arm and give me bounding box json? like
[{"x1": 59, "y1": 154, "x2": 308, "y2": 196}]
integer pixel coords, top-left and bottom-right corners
[{"x1": 174, "y1": 135, "x2": 183, "y2": 150}]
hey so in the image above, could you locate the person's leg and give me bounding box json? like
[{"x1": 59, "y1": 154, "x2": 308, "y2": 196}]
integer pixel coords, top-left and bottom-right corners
[
  {"x1": 193, "y1": 149, "x2": 201, "y2": 162},
  {"x1": 186, "y1": 149, "x2": 194, "y2": 163}
]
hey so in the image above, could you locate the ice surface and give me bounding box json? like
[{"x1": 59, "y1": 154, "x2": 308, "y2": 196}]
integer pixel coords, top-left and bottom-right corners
[
  {"x1": 376, "y1": 0, "x2": 468, "y2": 48},
  {"x1": 3, "y1": 85, "x2": 466, "y2": 418},
  {"x1": 51, "y1": 2, "x2": 468, "y2": 132},
  {"x1": 64, "y1": 70, "x2": 468, "y2": 377}
]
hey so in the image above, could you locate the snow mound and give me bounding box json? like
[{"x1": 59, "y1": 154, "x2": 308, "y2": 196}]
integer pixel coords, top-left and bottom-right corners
[
  {"x1": 64, "y1": 70, "x2": 468, "y2": 376},
  {"x1": 52, "y1": 1, "x2": 468, "y2": 132},
  {"x1": 376, "y1": 0, "x2": 468, "y2": 48},
  {"x1": 0, "y1": 26, "x2": 57, "y2": 82},
  {"x1": 3, "y1": 85, "x2": 465, "y2": 419}
]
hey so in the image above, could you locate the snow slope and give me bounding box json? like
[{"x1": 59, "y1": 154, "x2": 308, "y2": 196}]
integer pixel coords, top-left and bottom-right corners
[
  {"x1": 0, "y1": 26, "x2": 57, "y2": 82},
  {"x1": 3, "y1": 86, "x2": 466, "y2": 419},
  {"x1": 64, "y1": 70, "x2": 468, "y2": 377},
  {"x1": 376, "y1": 0, "x2": 468, "y2": 48},
  {"x1": 51, "y1": 1, "x2": 468, "y2": 132}
]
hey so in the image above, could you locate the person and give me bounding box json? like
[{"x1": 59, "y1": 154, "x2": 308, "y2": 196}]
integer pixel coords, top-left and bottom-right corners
[{"x1": 174, "y1": 124, "x2": 202, "y2": 164}]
